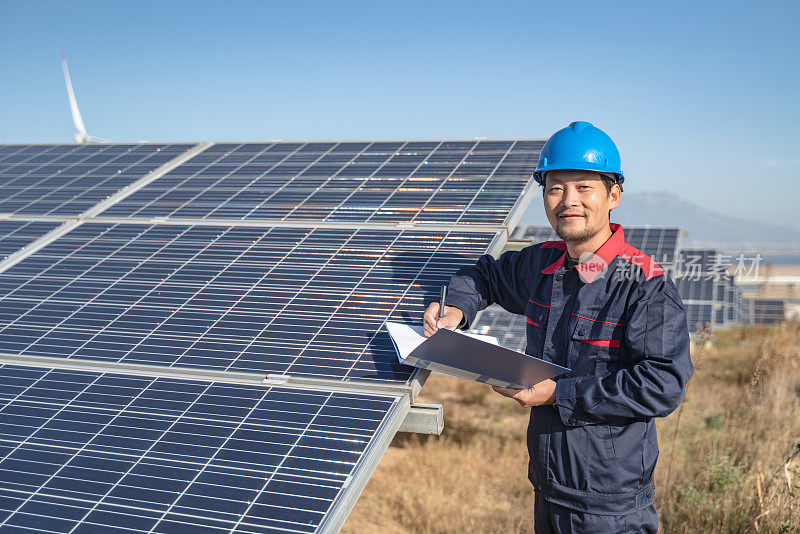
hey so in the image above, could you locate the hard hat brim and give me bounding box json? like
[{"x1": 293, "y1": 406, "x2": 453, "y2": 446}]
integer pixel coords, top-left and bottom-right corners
[{"x1": 534, "y1": 166, "x2": 625, "y2": 184}]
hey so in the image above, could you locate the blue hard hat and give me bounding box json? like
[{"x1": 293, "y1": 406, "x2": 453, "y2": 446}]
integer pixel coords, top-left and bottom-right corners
[{"x1": 533, "y1": 121, "x2": 624, "y2": 184}]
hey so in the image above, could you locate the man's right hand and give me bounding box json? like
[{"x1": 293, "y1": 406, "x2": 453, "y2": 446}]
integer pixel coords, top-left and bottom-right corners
[{"x1": 422, "y1": 302, "x2": 464, "y2": 337}]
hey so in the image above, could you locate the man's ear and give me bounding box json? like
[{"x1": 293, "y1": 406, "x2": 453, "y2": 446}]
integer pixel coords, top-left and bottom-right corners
[{"x1": 609, "y1": 183, "x2": 621, "y2": 210}]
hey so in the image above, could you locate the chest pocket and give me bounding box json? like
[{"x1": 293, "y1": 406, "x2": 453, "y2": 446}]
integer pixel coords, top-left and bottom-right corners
[
  {"x1": 568, "y1": 315, "x2": 624, "y2": 377},
  {"x1": 524, "y1": 299, "x2": 549, "y2": 357}
]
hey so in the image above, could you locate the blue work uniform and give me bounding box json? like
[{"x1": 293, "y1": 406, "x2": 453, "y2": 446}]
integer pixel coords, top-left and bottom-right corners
[{"x1": 445, "y1": 223, "x2": 693, "y2": 532}]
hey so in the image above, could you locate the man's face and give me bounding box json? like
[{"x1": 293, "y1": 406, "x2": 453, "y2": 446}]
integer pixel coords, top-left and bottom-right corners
[{"x1": 542, "y1": 170, "x2": 621, "y2": 244}]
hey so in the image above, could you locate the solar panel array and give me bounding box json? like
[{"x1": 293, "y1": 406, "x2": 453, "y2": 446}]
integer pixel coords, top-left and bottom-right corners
[
  {"x1": 674, "y1": 249, "x2": 743, "y2": 331},
  {"x1": 497, "y1": 233, "x2": 756, "y2": 336},
  {"x1": 504, "y1": 228, "x2": 779, "y2": 335},
  {"x1": 510, "y1": 225, "x2": 680, "y2": 271},
  {"x1": 473, "y1": 225, "x2": 683, "y2": 348},
  {"x1": 0, "y1": 364, "x2": 399, "y2": 533},
  {"x1": 741, "y1": 298, "x2": 785, "y2": 325},
  {"x1": 103, "y1": 141, "x2": 542, "y2": 225},
  {"x1": 0, "y1": 139, "x2": 540, "y2": 532},
  {"x1": 0, "y1": 222, "x2": 492, "y2": 383},
  {"x1": 0, "y1": 144, "x2": 194, "y2": 216},
  {"x1": 0, "y1": 221, "x2": 62, "y2": 260},
  {"x1": 726, "y1": 283, "x2": 739, "y2": 323}
]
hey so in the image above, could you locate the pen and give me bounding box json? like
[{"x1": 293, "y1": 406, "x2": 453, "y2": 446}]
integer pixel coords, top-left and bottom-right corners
[{"x1": 439, "y1": 285, "x2": 447, "y2": 321}]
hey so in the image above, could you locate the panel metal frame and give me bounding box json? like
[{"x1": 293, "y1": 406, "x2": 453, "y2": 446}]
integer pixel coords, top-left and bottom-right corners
[
  {"x1": 0, "y1": 353, "x2": 412, "y2": 399},
  {"x1": 317, "y1": 392, "x2": 411, "y2": 533}
]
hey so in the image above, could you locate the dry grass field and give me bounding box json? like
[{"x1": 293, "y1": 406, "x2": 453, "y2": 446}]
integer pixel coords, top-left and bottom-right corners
[{"x1": 343, "y1": 322, "x2": 800, "y2": 533}]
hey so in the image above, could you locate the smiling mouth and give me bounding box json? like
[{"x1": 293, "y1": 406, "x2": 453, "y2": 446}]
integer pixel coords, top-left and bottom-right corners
[{"x1": 558, "y1": 214, "x2": 584, "y2": 221}]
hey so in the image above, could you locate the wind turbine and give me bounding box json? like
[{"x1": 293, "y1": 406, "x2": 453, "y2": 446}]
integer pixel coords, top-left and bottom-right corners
[{"x1": 61, "y1": 53, "x2": 107, "y2": 143}]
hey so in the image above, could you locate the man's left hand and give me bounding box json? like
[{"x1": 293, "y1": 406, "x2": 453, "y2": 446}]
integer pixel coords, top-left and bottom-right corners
[{"x1": 492, "y1": 379, "x2": 556, "y2": 408}]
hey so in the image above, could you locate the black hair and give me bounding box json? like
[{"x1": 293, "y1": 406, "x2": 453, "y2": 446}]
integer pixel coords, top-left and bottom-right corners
[{"x1": 540, "y1": 173, "x2": 622, "y2": 194}]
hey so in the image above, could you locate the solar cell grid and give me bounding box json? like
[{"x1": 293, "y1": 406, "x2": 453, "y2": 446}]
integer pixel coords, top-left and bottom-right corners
[
  {"x1": 748, "y1": 298, "x2": 785, "y2": 325},
  {"x1": 469, "y1": 304, "x2": 527, "y2": 353},
  {"x1": 100, "y1": 141, "x2": 540, "y2": 225},
  {"x1": 675, "y1": 250, "x2": 732, "y2": 313},
  {"x1": 726, "y1": 284, "x2": 741, "y2": 323},
  {"x1": 0, "y1": 144, "x2": 194, "y2": 216},
  {"x1": 0, "y1": 222, "x2": 494, "y2": 384},
  {"x1": 0, "y1": 364, "x2": 399, "y2": 533},
  {"x1": 686, "y1": 304, "x2": 713, "y2": 331},
  {"x1": 510, "y1": 225, "x2": 556, "y2": 241},
  {"x1": 0, "y1": 221, "x2": 61, "y2": 260}
]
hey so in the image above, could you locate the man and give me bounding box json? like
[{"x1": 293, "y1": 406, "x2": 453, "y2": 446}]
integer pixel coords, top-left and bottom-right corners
[{"x1": 422, "y1": 121, "x2": 693, "y2": 532}]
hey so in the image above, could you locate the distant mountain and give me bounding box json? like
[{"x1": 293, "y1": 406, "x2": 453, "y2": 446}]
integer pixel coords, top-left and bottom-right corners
[{"x1": 517, "y1": 191, "x2": 800, "y2": 253}]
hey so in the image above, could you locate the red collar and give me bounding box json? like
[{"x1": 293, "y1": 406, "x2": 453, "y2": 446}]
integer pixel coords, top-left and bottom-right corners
[{"x1": 541, "y1": 223, "x2": 626, "y2": 275}]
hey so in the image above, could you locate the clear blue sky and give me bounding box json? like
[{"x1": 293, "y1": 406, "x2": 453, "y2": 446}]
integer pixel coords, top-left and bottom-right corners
[{"x1": 1, "y1": 1, "x2": 798, "y2": 228}]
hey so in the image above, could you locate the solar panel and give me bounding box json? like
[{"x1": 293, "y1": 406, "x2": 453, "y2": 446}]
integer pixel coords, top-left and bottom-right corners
[
  {"x1": 622, "y1": 227, "x2": 681, "y2": 266},
  {"x1": 0, "y1": 364, "x2": 401, "y2": 533},
  {"x1": 674, "y1": 249, "x2": 737, "y2": 328},
  {"x1": 100, "y1": 141, "x2": 541, "y2": 225},
  {"x1": 726, "y1": 284, "x2": 738, "y2": 322},
  {"x1": 0, "y1": 221, "x2": 61, "y2": 260},
  {"x1": 510, "y1": 225, "x2": 680, "y2": 269},
  {"x1": 675, "y1": 249, "x2": 716, "y2": 299},
  {"x1": 469, "y1": 304, "x2": 528, "y2": 353},
  {"x1": 685, "y1": 303, "x2": 713, "y2": 332},
  {"x1": 0, "y1": 222, "x2": 496, "y2": 384},
  {"x1": 0, "y1": 144, "x2": 194, "y2": 216},
  {"x1": 510, "y1": 225, "x2": 558, "y2": 243},
  {"x1": 745, "y1": 298, "x2": 785, "y2": 325}
]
